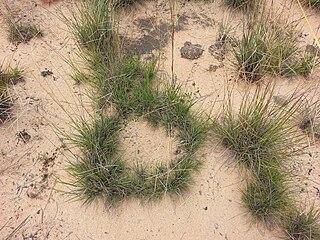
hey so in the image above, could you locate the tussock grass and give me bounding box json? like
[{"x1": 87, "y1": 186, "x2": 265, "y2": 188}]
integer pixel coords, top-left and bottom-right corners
[
  {"x1": 285, "y1": 207, "x2": 320, "y2": 240},
  {"x1": 223, "y1": 0, "x2": 255, "y2": 8},
  {"x1": 0, "y1": 71, "x2": 10, "y2": 123},
  {"x1": 234, "y1": 10, "x2": 317, "y2": 81},
  {"x1": 94, "y1": 56, "x2": 157, "y2": 115},
  {"x1": 7, "y1": 21, "x2": 42, "y2": 43},
  {"x1": 68, "y1": 0, "x2": 115, "y2": 55},
  {"x1": 67, "y1": 115, "x2": 128, "y2": 203},
  {"x1": 0, "y1": 65, "x2": 23, "y2": 123},
  {"x1": 242, "y1": 165, "x2": 293, "y2": 224},
  {"x1": 2, "y1": 4, "x2": 42, "y2": 43},
  {"x1": 213, "y1": 84, "x2": 304, "y2": 172},
  {"x1": 5, "y1": 66, "x2": 24, "y2": 85},
  {"x1": 305, "y1": 0, "x2": 320, "y2": 6}
]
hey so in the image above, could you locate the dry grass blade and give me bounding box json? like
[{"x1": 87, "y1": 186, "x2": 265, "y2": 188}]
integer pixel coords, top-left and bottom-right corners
[{"x1": 3, "y1": 216, "x2": 30, "y2": 240}]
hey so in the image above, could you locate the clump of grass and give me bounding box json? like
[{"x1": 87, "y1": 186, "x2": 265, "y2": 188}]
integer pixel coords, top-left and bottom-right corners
[
  {"x1": 305, "y1": 0, "x2": 320, "y2": 7},
  {"x1": 6, "y1": 66, "x2": 24, "y2": 84},
  {"x1": 3, "y1": 4, "x2": 42, "y2": 43},
  {"x1": 213, "y1": 84, "x2": 303, "y2": 171},
  {"x1": 0, "y1": 65, "x2": 22, "y2": 123},
  {"x1": 7, "y1": 21, "x2": 42, "y2": 43},
  {"x1": 233, "y1": 10, "x2": 317, "y2": 81},
  {"x1": 67, "y1": 115, "x2": 131, "y2": 203},
  {"x1": 223, "y1": 0, "x2": 254, "y2": 8},
  {"x1": 234, "y1": 22, "x2": 266, "y2": 81},
  {"x1": 68, "y1": 0, "x2": 115, "y2": 55},
  {"x1": 112, "y1": 0, "x2": 141, "y2": 8},
  {"x1": 285, "y1": 207, "x2": 320, "y2": 240},
  {"x1": 0, "y1": 73, "x2": 10, "y2": 123},
  {"x1": 93, "y1": 55, "x2": 157, "y2": 115},
  {"x1": 242, "y1": 165, "x2": 293, "y2": 224}
]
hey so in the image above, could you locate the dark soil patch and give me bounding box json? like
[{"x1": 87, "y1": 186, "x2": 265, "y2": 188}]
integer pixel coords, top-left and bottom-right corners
[{"x1": 121, "y1": 16, "x2": 187, "y2": 55}]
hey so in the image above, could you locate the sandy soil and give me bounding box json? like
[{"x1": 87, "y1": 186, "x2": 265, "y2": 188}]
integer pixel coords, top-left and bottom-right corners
[
  {"x1": 1, "y1": 0, "x2": 320, "y2": 239},
  {"x1": 119, "y1": 120, "x2": 181, "y2": 169}
]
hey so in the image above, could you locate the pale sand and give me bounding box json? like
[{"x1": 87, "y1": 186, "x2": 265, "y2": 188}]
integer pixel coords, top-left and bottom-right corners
[{"x1": 1, "y1": 0, "x2": 320, "y2": 239}]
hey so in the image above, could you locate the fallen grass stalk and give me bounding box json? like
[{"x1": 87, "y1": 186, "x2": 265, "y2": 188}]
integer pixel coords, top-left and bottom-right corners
[{"x1": 4, "y1": 216, "x2": 30, "y2": 240}]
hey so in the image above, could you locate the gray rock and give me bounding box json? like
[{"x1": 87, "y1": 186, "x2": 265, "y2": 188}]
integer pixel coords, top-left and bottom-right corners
[
  {"x1": 273, "y1": 95, "x2": 289, "y2": 107},
  {"x1": 306, "y1": 44, "x2": 320, "y2": 57},
  {"x1": 180, "y1": 41, "x2": 204, "y2": 60},
  {"x1": 208, "y1": 64, "x2": 219, "y2": 72}
]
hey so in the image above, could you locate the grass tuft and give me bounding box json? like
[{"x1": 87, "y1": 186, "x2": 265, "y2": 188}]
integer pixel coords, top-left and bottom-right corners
[
  {"x1": 68, "y1": 0, "x2": 115, "y2": 55},
  {"x1": 0, "y1": 72, "x2": 10, "y2": 123},
  {"x1": 233, "y1": 10, "x2": 318, "y2": 81},
  {"x1": 284, "y1": 207, "x2": 320, "y2": 240},
  {"x1": 242, "y1": 165, "x2": 293, "y2": 224},
  {"x1": 6, "y1": 66, "x2": 24, "y2": 85},
  {"x1": 223, "y1": 0, "x2": 255, "y2": 8},
  {"x1": 7, "y1": 21, "x2": 42, "y2": 43},
  {"x1": 213, "y1": 84, "x2": 304, "y2": 171},
  {"x1": 0, "y1": 65, "x2": 22, "y2": 123},
  {"x1": 67, "y1": 115, "x2": 131, "y2": 204},
  {"x1": 305, "y1": 0, "x2": 320, "y2": 7}
]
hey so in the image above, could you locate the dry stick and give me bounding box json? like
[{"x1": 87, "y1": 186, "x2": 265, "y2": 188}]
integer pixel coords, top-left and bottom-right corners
[
  {"x1": 169, "y1": 0, "x2": 175, "y2": 84},
  {"x1": 4, "y1": 215, "x2": 30, "y2": 240},
  {"x1": 165, "y1": 0, "x2": 176, "y2": 192},
  {"x1": 41, "y1": 178, "x2": 57, "y2": 224},
  {"x1": 296, "y1": 0, "x2": 320, "y2": 48}
]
